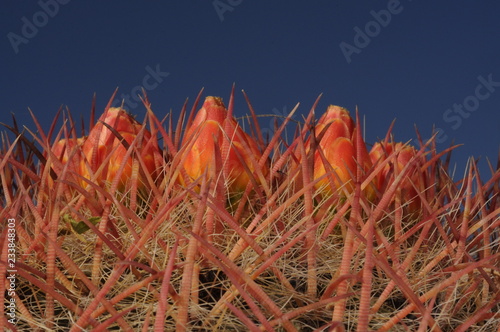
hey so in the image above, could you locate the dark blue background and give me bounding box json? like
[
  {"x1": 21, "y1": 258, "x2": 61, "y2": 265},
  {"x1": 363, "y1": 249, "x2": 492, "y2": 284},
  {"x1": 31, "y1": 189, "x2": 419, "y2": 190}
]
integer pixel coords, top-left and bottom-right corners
[{"x1": 2, "y1": 1, "x2": 499, "y2": 179}]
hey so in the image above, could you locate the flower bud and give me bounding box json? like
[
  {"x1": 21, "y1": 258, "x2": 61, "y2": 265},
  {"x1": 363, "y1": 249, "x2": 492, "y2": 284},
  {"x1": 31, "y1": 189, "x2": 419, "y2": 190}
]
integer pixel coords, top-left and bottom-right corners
[
  {"x1": 180, "y1": 96, "x2": 263, "y2": 193},
  {"x1": 370, "y1": 142, "x2": 422, "y2": 213},
  {"x1": 300, "y1": 105, "x2": 372, "y2": 197},
  {"x1": 81, "y1": 107, "x2": 161, "y2": 190},
  {"x1": 46, "y1": 137, "x2": 85, "y2": 187}
]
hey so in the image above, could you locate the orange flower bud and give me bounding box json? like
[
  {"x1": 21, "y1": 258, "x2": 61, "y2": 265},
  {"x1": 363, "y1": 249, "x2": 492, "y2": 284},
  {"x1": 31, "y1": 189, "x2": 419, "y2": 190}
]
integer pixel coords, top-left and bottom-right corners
[
  {"x1": 301, "y1": 105, "x2": 372, "y2": 196},
  {"x1": 81, "y1": 107, "x2": 161, "y2": 190},
  {"x1": 51, "y1": 137, "x2": 85, "y2": 164},
  {"x1": 46, "y1": 137, "x2": 85, "y2": 187},
  {"x1": 369, "y1": 142, "x2": 422, "y2": 212},
  {"x1": 180, "y1": 96, "x2": 263, "y2": 193}
]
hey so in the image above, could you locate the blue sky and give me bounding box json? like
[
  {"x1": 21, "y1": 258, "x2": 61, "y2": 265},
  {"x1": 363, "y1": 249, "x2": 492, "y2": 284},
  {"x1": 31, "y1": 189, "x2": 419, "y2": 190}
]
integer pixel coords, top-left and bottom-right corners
[{"x1": 1, "y1": 1, "x2": 499, "y2": 179}]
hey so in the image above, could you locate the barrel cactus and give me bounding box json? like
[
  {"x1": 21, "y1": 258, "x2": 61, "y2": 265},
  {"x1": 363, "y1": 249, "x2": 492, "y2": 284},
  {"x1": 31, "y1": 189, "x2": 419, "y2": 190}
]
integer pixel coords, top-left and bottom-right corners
[{"x1": 1, "y1": 88, "x2": 498, "y2": 331}]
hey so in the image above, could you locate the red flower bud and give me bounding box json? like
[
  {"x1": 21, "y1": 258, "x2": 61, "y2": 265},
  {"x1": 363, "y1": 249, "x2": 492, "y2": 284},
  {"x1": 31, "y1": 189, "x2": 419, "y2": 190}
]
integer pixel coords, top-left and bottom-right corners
[
  {"x1": 81, "y1": 107, "x2": 161, "y2": 190},
  {"x1": 180, "y1": 96, "x2": 263, "y2": 193},
  {"x1": 370, "y1": 142, "x2": 422, "y2": 213},
  {"x1": 300, "y1": 105, "x2": 372, "y2": 197},
  {"x1": 46, "y1": 137, "x2": 85, "y2": 187}
]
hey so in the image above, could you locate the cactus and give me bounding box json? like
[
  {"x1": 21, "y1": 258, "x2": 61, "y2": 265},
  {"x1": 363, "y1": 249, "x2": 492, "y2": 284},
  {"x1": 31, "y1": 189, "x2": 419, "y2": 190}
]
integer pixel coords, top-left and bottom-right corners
[{"x1": 1, "y1": 89, "x2": 499, "y2": 331}]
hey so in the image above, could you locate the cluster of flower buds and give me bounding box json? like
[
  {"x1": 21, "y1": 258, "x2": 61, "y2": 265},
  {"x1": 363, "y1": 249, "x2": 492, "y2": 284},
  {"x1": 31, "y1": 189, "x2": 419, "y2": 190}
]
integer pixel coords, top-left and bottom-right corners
[{"x1": 48, "y1": 97, "x2": 424, "y2": 213}]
